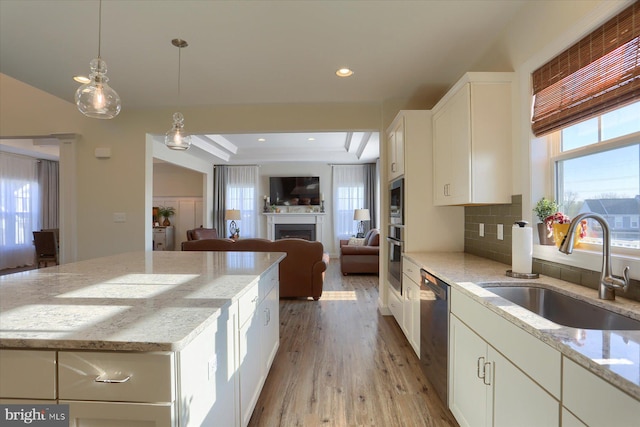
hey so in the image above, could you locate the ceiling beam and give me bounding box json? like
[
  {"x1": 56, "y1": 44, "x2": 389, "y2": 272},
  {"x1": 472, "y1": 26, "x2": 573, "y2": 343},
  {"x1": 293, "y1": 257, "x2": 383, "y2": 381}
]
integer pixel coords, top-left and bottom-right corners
[
  {"x1": 344, "y1": 132, "x2": 353, "y2": 152},
  {"x1": 190, "y1": 135, "x2": 231, "y2": 162},
  {"x1": 355, "y1": 132, "x2": 372, "y2": 159},
  {"x1": 204, "y1": 134, "x2": 238, "y2": 154}
]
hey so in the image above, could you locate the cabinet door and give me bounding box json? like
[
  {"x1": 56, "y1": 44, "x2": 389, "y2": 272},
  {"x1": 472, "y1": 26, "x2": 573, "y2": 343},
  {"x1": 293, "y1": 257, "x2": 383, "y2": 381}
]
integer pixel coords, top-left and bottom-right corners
[
  {"x1": 409, "y1": 280, "x2": 420, "y2": 356},
  {"x1": 262, "y1": 282, "x2": 280, "y2": 371},
  {"x1": 239, "y1": 312, "x2": 263, "y2": 427},
  {"x1": 388, "y1": 116, "x2": 405, "y2": 180},
  {"x1": 402, "y1": 276, "x2": 412, "y2": 339},
  {"x1": 490, "y1": 347, "x2": 559, "y2": 427},
  {"x1": 433, "y1": 104, "x2": 452, "y2": 205},
  {"x1": 388, "y1": 285, "x2": 403, "y2": 328},
  {"x1": 449, "y1": 315, "x2": 490, "y2": 427},
  {"x1": 446, "y1": 83, "x2": 472, "y2": 204},
  {"x1": 63, "y1": 401, "x2": 174, "y2": 427}
]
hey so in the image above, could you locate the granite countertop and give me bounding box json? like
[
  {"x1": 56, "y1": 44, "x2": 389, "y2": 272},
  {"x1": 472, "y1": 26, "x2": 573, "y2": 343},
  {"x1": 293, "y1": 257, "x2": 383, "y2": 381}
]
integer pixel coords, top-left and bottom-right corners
[
  {"x1": 0, "y1": 251, "x2": 285, "y2": 352},
  {"x1": 404, "y1": 251, "x2": 640, "y2": 401}
]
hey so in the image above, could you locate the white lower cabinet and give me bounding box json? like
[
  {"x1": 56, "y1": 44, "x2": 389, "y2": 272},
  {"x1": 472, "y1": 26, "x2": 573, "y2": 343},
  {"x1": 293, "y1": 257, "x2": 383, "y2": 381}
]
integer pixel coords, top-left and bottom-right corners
[
  {"x1": 562, "y1": 357, "x2": 640, "y2": 426},
  {"x1": 402, "y1": 276, "x2": 420, "y2": 357},
  {"x1": 62, "y1": 401, "x2": 174, "y2": 427},
  {"x1": 450, "y1": 315, "x2": 560, "y2": 427},
  {"x1": 449, "y1": 287, "x2": 561, "y2": 427},
  {"x1": 388, "y1": 284, "x2": 403, "y2": 328}
]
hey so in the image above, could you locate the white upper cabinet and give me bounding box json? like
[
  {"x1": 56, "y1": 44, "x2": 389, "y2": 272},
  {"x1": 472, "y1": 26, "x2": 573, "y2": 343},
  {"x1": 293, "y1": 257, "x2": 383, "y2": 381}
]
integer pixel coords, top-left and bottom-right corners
[
  {"x1": 387, "y1": 115, "x2": 405, "y2": 181},
  {"x1": 432, "y1": 72, "x2": 514, "y2": 206}
]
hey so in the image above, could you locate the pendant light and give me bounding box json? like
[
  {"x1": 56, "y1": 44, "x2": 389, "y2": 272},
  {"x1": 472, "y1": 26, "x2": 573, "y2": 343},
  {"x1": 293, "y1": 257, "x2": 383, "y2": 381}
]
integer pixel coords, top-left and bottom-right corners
[
  {"x1": 165, "y1": 38, "x2": 191, "y2": 150},
  {"x1": 75, "y1": 0, "x2": 121, "y2": 119}
]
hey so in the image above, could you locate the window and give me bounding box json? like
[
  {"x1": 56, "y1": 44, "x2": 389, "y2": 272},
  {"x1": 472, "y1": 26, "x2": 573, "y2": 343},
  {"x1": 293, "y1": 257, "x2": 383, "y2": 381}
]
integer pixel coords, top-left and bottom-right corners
[
  {"x1": 332, "y1": 165, "x2": 366, "y2": 238},
  {"x1": 225, "y1": 166, "x2": 259, "y2": 238},
  {"x1": 0, "y1": 152, "x2": 40, "y2": 269},
  {"x1": 553, "y1": 101, "x2": 640, "y2": 250}
]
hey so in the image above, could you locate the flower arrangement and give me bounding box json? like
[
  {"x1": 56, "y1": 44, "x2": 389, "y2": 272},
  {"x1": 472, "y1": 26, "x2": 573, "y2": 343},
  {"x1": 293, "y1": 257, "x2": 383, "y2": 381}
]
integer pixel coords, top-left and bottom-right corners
[
  {"x1": 544, "y1": 211, "x2": 588, "y2": 247},
  {"x1": 533, "y1": 197, "x2": 559, "y2": 223}
]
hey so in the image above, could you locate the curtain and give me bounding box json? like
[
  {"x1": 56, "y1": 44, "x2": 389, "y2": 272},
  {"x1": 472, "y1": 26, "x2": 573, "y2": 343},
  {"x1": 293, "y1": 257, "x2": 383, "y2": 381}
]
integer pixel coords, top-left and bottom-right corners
[
  {"x1": 225, "y1": 166, "x2": 259, "y2": 238},
  {"x1": 38, "y1": 160, "x2": 59, "y2": 229},
  {"x1": 213, "y1": 165, "x2": 227, "y2": 235},
  {"x1": 0, "y1": 152, "x2": 40, "y2": 269},
  {"x1": 333, "y1": 165, "x2": 367, "y2": 240},
  {"x1": 364, "y1": 163, "x2": 377, "y2": 230}
]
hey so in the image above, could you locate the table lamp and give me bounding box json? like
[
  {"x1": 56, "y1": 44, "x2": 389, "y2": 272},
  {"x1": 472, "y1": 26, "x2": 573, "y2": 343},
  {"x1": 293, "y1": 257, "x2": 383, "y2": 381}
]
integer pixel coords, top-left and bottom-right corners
[
  {"x1": 225, "y1": 209, "x2": 241, "y2": 238},
  {"x1": 354, "y1": 208, "x2": 370, "y2": 238}
]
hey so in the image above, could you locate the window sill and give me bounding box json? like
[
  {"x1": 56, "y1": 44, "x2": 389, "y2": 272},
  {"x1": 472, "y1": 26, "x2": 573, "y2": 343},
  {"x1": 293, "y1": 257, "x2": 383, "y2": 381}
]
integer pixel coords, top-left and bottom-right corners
[{"x1": 533, "y1": 244, "x2": 640, "y2": 281}]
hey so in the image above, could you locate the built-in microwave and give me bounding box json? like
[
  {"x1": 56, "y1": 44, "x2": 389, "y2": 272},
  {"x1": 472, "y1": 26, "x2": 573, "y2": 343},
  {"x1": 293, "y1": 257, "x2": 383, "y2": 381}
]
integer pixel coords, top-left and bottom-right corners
[{"x1": 390, "y1": 178, "x2": 404, "y2": 225}]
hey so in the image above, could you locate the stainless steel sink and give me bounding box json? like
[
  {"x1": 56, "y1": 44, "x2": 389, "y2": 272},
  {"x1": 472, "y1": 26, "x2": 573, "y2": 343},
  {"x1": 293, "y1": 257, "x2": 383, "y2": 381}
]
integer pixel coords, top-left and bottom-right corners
[{"x1": 481, "y1": 285, "x2": 640, "y2": 330}]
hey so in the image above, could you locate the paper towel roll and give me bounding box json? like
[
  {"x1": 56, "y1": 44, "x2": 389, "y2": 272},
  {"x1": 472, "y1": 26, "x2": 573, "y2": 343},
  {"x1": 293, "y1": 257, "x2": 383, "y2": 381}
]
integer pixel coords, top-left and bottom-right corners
[{"x1": 512, "y1": 224, "x2": 532, "y2": 274}]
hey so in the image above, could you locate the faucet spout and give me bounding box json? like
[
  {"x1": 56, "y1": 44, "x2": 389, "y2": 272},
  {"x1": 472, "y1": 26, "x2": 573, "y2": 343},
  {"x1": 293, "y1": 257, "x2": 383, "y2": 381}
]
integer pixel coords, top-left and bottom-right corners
[{"x1": 558, "y1": 212, "x2": 630, "y2": 300}]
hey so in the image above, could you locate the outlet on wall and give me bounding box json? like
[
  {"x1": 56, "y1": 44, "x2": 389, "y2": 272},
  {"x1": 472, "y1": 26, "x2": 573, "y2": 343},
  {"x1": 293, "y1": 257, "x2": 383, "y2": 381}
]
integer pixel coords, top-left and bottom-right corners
[
  {"x1": 479, "y1": 223, "x2": 485, "y2": 237},
  {"x1": 497, "y1": 224, "x2": 504, "y2": 240}
]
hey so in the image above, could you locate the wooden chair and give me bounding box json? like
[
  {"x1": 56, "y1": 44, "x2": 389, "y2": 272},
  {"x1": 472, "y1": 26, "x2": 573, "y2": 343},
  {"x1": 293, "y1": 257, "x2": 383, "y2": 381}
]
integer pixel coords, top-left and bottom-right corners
[{"x1": 33, "y1": 231, "x2": 59, "y2": 268}]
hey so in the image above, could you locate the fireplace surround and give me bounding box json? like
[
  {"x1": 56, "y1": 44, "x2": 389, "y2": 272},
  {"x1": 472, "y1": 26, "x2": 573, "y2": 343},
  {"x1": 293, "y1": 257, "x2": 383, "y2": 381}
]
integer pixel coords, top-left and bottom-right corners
[{"x1": 264, "y1": 213, "x2": 325, "y2": 243}]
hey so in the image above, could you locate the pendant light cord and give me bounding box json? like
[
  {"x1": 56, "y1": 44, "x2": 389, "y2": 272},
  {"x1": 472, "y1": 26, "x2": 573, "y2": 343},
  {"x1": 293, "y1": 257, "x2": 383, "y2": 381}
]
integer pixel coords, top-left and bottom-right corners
[
  {"x1": 97, "y1": 0, "x2": 102, "y2": 59},
  {"x1": 177, "y1": 45, "x2": 181, "y2": 108}
]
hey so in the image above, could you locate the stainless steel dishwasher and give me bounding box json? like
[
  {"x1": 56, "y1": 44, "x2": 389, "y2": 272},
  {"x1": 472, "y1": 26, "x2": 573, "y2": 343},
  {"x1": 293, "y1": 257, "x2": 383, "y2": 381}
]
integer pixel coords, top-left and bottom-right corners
[{"x1": 419, "y1": 268, "x2": 450, "y2": 406}]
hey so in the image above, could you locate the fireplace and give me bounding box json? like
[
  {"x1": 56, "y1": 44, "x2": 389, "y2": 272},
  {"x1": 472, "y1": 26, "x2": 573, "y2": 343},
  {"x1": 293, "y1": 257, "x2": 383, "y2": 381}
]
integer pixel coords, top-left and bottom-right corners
[{"x1": 275, "y1": 224, "x2": 316, "y2": 241}]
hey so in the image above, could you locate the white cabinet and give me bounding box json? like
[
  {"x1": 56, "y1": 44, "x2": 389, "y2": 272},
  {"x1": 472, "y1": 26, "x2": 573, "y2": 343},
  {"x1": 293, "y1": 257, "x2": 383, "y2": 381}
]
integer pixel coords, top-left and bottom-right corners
[
  {"x1": 63, "y1": 401, "x2": 174, "y2": 427},
  {"x1": 387, "y1": 115, "x2": 405, "y2": 180},
  {"x1": 238, "y1": 265, "x2": 280, "y2": 427},
  {"x1": 562, "y1": 357, "x2": 640, "y2": 426},
  {"x1": 432, "y1": 72, "x2": 513, "y2": 206},
  {"x1": 153, "y1": 226, "x2": 175, "y2": 251},
  {"x1": 449, "y1": 288, "x2": 561, "y2": 427},
  {"x1": 388, "y1": 284, "x2": 403, "y2": 328},
  {"x1": 0, "y1": 350, "x2": 56, "y2": 400},
  {"x1": 401, "y1": 257, "x2": 421, "y2": 357},
  {"x1": 449, "y1": 315, "x2": 560, "y2": 427}
]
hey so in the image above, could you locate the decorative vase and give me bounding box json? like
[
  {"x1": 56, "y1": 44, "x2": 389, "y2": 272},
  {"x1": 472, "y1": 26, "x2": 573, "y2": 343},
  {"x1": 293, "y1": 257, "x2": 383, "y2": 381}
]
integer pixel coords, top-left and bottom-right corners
[
  {"x1": 163, "y1": 218, "x2": 171, "y2": 226},
  {"x1": 537, "y1": 223, "x2": 555, "y2": 246},
  {"x1": 551, "y1": 223, "x2": 583, "y2": 247}
]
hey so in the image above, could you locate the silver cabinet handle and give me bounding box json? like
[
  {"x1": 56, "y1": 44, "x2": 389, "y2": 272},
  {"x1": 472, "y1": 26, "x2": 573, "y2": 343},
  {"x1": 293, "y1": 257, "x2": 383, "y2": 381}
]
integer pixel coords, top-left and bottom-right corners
[
  {"x1": 252, "y1": 295, "x2": 259, "y2": 304},
  {"x1": 95, "y1": 374, "x2": 131, "y2": 384},
  {"x1": 483, "y1": 362, "x2": 492, "y2": 386},
  {"x1": 477, "y1": 357, "x2": 485, "y2": 379}
]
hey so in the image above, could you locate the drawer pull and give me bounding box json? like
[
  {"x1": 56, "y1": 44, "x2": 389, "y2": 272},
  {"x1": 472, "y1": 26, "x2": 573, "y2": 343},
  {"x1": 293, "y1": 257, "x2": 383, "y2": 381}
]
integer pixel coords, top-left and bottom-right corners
[{"x1": 95, "y1": 373, "x2": 132, "y2": 384}]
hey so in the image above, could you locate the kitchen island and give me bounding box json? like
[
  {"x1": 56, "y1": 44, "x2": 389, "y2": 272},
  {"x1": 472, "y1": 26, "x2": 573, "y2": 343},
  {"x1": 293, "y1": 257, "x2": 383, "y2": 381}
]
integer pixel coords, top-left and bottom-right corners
[
  {"x1": 0, "y1": 250, "x2": 285, "y2": 427},
  {"x1": 405, "y1": 251, "x2": 640, "y2": 427}
]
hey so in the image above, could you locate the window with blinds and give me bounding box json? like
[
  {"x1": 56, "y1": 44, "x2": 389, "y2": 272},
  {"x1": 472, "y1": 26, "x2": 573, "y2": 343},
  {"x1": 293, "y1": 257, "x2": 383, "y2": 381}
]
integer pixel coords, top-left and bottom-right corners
[{"x1": 531, "y1": 1, "x2": 640, "y2": 137}]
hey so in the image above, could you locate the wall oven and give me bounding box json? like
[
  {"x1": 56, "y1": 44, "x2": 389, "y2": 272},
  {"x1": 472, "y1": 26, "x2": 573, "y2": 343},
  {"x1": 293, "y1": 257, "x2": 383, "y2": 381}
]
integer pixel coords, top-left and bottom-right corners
[
  {"x1": 387, "y1": 225, "x2": 404, "y2": 294},
  {"x1": 389, "y1": 178, "x2": 404, "y2": 225}
]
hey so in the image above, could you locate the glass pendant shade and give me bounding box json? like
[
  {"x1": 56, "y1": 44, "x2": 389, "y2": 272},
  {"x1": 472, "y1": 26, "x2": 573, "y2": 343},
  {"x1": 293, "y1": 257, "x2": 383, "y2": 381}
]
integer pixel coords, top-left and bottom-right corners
[
  {"x1": 165, "y1": 112, "x2": 192, "y2": 150},
  {"x1": 75, "y1": 58, "x2": 121, "y2": 119}
]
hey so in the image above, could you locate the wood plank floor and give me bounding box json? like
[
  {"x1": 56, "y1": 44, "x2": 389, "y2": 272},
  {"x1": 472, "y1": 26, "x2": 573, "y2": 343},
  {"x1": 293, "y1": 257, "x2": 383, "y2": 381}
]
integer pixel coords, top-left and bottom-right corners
[{"x1": 248, "y1": 261, "x2": 459, "y2": 427}]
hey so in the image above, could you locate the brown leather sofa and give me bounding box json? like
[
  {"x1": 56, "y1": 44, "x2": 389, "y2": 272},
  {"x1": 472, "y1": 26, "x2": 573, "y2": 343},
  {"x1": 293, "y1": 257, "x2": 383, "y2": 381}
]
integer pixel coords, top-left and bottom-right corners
[
  {"x1": 186, "y1": 227, "x2": 218, "y2": 241},
  {"x1": 339, "y1": 229, "x2": 380, "y2": 275},
  {"x1": 181, "y1": 238, "x2": 329, "y2": 300}
]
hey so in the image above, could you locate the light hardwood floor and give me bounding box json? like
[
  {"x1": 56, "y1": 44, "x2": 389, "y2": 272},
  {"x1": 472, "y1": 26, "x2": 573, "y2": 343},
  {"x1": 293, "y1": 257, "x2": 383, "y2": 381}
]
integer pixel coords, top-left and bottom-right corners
[{"x1": 248, "y1": 261, "x2": 458, "y2": 427}]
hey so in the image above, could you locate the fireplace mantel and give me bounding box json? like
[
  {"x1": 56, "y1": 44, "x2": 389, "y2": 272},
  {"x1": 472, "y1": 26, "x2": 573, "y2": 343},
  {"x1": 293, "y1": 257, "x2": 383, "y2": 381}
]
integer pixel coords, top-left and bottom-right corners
[{"x1": 263, "y1": 213, "x2": 325, "y2": 242}]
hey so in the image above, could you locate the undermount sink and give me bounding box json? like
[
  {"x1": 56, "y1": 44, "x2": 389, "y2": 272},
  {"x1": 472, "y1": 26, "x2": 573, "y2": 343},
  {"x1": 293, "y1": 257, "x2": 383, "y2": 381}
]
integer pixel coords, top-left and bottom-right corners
[{"x1": 481, "y1": 284, "x2": 640, "y2": 331}]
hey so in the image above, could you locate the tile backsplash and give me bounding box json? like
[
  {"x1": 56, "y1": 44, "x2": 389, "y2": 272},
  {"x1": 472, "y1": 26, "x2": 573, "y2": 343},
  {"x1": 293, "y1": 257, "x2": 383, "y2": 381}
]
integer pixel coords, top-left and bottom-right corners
[{"x1": 464, "y1": 194, "x2": 640, "y2": 302}]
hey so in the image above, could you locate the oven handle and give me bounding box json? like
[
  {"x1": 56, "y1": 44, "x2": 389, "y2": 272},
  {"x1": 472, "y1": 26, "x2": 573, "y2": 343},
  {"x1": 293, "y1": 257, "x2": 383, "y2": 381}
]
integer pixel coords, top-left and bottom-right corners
[{"x1": 386, "y1": 237, "x2": 403, "y2": 246}]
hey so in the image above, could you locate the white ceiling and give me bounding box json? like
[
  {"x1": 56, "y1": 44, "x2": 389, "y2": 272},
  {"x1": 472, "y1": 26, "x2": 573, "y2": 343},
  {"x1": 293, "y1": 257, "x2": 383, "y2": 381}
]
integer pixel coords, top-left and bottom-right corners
[{"x1": 0, "y1": 0, "x2": 528, "y2": 164}]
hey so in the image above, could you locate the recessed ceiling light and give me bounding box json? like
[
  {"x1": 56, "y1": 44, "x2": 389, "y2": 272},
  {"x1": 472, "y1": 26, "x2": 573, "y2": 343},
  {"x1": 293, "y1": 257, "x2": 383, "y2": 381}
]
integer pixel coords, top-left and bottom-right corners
[
  {"x1": 336, "y1": 68, "x2": 354, "y2": 77},
  {"x1": 73, "y1": 75, "x2": 91, "y2": 84},
  {"x1": 258, "y1": 138, "x2": 266, "y2": 142},
  {"x1": 308, "y1": 137, "x2": 316, "y2": 141}
]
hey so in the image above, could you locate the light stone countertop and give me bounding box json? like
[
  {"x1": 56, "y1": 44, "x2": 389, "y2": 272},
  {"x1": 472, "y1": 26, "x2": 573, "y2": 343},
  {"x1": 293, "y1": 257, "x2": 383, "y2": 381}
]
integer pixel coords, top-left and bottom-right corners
[
  {"x1": 404, "y1": 251, "x2": 640, "y2": 401},
  {"x1": 0, "y1": 251, "x2": 285, "y2": 352}
]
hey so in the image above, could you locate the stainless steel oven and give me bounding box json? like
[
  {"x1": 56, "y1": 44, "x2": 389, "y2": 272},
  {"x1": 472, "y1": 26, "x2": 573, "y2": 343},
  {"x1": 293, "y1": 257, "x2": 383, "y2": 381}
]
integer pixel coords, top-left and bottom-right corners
[
  {"x1": 389, "y1": 178, "x2": 404, "y2": 225},
  {"x1": 387, "y1": 225, "x2": 404, "y2": 294}
]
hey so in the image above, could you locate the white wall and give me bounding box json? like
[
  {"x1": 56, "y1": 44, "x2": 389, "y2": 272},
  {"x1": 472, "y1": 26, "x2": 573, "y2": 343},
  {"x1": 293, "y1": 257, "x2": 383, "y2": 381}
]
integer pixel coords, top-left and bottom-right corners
[{"x1": 153, "y1": 162, "x2": 204, "y2": 197}]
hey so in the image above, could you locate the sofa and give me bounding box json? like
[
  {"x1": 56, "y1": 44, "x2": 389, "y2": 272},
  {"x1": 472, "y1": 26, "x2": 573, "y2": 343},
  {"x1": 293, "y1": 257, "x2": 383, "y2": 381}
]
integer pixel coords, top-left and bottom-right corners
[
  {"x1": 181, "y1": 238, "x2": 329, "y2": 300},
  {"x1": 186, "y1": 227, "x2": 218, "y2": 241},
  {"x1": 339, "y1": 228, "x2": 380, "y2": 275}
]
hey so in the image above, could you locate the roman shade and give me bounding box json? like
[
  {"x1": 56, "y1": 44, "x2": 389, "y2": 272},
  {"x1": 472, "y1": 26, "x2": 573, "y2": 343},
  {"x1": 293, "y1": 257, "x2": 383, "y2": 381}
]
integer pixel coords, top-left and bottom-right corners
[{"x1": 531, "y1": 1, "x2": 640, "y2": 137}]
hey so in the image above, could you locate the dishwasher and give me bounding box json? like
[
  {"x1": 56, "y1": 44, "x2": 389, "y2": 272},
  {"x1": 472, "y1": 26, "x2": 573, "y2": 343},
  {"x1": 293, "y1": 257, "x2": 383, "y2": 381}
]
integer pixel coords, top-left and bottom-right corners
[{"x1": 419, "y1": 268, "x2": 450, "y2": 406}]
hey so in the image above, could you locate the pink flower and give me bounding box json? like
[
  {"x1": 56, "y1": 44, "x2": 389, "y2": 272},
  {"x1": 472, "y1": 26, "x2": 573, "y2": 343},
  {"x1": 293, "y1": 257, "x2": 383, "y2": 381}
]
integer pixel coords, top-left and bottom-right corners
[{"x1": 544, "y1": 212, "x2": 588, "y2": 239}]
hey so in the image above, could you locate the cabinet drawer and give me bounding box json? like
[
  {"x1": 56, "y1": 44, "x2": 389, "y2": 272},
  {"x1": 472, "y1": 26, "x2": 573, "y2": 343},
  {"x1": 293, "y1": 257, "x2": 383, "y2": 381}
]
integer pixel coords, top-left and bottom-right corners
[
  {"x1": 0, "y1": 350, "x2": 56, "y2": 399},
  {"x1": 238, "y1": 283, "x2": 260, "y2": 327},
  {"x1": 258, "y1": 265, "x2": 278, "y2": 302},
  {"x1": 402, "y1": 257, "x2": 421, "y2": 285},
  {"x1": 388, "y1": 286, "x2": 403, "y2": 327},
  {"x1": 59, "y1": 351, "x2": 174, "y2": 403}
]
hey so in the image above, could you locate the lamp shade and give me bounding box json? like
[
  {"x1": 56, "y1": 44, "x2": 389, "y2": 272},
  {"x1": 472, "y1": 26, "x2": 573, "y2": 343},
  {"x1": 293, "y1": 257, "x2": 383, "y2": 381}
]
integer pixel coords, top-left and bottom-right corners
[
  {"x1": 225, "y1": 209, "x2": 241, "y2": 221},
  {"x1": 354, "y1": 209, "x2": 370, "y2": 221}
]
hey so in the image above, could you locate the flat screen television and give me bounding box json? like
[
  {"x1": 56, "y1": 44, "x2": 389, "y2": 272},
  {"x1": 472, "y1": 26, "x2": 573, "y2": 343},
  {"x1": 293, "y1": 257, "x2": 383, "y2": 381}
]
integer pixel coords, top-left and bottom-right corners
[{"x1": 270, "y1": 176, "x2": 320, "y2": 206}]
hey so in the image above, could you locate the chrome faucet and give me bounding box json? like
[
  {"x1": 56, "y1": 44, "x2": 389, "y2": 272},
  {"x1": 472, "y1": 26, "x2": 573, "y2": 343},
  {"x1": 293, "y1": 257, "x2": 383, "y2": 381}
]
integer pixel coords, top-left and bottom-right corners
[{"x1": 559, "y1": 212, "x2": 630, "y2": 300}]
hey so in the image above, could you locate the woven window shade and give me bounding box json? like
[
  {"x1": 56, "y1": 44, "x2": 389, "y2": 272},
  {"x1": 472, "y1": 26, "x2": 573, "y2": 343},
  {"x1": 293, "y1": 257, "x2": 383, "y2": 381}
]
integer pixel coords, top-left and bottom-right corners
[{"x1": 531, "y1": 1, "x2": 640, "y2": 137}]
